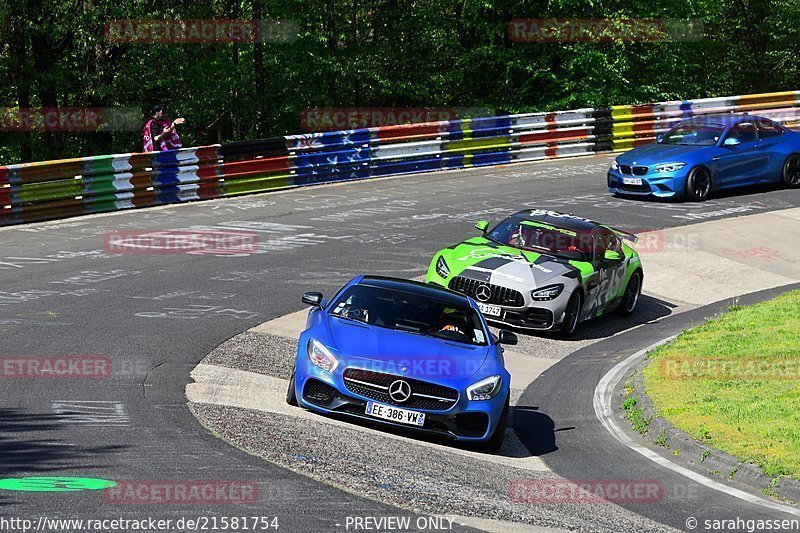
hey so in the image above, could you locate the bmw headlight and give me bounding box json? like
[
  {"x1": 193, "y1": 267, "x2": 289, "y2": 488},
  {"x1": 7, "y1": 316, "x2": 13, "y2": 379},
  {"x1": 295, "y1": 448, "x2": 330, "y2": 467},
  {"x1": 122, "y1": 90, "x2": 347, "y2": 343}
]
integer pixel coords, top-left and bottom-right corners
[
  {"x1": 610, "y1": 159, "x2": 619, "y2": 171},
  {"x1": 307, "y1": 338, "x2": 339, "y2": 373},
  {"x1": 467, "y1": 375, "x2": 502, "y2": 401},
  {"x1": 531, "y1": 284, "x2": 564, "y2": 301},
  {"x1": 652, "y1": 162, "x2": 686, "y2": 173},
  {"x1": 435, "y1": 255, "x2": 450, "y2": 278}
]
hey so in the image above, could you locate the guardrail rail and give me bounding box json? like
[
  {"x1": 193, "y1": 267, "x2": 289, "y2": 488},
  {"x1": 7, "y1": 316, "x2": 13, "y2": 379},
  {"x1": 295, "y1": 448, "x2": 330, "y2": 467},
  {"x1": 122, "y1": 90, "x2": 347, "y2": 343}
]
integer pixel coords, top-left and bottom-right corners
[{"x1": 2, "y1": 90, "x2": 798, "y2": 226}]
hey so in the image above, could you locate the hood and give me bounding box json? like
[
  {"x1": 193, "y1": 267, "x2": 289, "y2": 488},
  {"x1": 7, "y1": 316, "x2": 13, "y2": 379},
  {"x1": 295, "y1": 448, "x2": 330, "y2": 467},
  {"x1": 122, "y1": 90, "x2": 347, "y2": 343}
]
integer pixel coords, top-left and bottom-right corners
[
  {"x1": 327, "y1": 318, "x2": 490, "y2": 381},
  {"x1": 616, "y1": 142, "x2": 709, "y2": 165},
  {"x1": 445, "y1": 239, "x2": 586, "y2": 289}
]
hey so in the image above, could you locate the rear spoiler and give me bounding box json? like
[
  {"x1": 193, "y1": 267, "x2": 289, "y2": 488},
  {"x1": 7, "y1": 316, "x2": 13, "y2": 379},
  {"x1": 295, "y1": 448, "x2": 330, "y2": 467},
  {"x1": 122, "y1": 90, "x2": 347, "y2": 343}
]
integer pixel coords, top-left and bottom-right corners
[{"x1": 609, "y1": 227, "x2": 638, "y2": 244}]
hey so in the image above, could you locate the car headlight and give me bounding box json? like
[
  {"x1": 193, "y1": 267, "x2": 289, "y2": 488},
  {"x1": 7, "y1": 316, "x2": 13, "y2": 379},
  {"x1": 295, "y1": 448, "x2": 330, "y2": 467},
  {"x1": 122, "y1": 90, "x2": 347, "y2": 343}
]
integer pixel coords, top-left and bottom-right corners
[
  {"x1": 435, "y1": 255, "x2": 450, "y2": 278},
  {"x1": 531, "y1": 284, "x2": 564, "y2": 301},
  {"x1": 610, "y1": 160, "x2": 619, "y2": 171},
  {"x1": 307, "y1": 338, "x2": 339, "y2": 373},
  {"x1": 652, "y1": 162, "x2": 686, "y2": 173},
  {"x1": 467, "y1": 375, "x2": 502, "y2": 401}
]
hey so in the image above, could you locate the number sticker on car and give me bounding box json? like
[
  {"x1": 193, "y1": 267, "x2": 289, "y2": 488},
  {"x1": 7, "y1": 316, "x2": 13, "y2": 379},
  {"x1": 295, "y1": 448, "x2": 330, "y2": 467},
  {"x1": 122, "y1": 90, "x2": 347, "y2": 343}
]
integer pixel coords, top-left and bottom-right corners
[{"x1": 622, "y1": 177, "x2": 643, "y2": 186}]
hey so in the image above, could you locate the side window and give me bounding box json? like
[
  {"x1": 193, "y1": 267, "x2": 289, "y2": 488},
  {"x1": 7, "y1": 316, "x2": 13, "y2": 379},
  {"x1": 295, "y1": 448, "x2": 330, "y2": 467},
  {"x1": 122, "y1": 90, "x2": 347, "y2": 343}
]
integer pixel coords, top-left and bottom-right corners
[
  {"x1": 757, "y1": 120, "x2": 783, "y2": 139},
  {"x1": 728, "y1": 122, "x2": 758, "y2": 144},
  {"x1": 594, "y1": 229, "x2": 614, "y2": 260}
]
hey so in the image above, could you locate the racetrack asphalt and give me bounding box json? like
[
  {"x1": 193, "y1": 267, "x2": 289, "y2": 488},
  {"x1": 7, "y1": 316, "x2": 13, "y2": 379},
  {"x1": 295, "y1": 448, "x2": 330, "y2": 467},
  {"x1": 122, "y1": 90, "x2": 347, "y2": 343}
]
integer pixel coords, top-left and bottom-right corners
[{"x1": 2, "y1": 153, "x2": 800, "y2": 531}]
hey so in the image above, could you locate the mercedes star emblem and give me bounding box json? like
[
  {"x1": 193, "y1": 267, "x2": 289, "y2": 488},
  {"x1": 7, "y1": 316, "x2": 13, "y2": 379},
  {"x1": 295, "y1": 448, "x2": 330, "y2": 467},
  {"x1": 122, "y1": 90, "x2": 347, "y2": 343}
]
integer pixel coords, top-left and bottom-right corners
[
  {"x1": 475, "y1": 284, "x2": 492, "y2": 302},
  {"x1": 388, "y1": 380, "x2": 412, "y2": 403}
]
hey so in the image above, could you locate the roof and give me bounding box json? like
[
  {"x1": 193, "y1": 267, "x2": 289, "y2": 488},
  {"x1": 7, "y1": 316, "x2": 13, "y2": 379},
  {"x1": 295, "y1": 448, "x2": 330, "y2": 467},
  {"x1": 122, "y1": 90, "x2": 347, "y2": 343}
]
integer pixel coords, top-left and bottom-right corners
[
  {"x1": 510, "y1": 209, "x2": 602, "y2": 232},
  {"x1": 358, "y1": 276, "x2": 471, "y2": 306}
]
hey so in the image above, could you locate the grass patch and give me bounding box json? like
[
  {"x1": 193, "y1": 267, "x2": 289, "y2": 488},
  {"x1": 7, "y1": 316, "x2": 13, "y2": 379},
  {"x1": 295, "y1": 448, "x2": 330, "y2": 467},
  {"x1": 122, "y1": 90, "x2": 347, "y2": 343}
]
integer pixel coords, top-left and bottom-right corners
[
  {"x1": 622, "y1": 395, "x2": 650, "y2": 434},
  {"x1": 643, "y1": 290, "x2": 800, "y2": 480}
]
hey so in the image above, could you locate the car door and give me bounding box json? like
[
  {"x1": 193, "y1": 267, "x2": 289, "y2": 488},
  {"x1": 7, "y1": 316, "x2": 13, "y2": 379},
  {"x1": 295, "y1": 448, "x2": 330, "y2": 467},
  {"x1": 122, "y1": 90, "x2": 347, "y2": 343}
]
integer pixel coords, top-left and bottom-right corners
[
  {"x1": 582, "y1": 229, "x2": 627, "y2": 318},
  {"x1": 714, "y1": 120, "x2": 765, "y2": 186},
  {"x1": 756, "y1": 118, "x2": 786, "y2": 182}
]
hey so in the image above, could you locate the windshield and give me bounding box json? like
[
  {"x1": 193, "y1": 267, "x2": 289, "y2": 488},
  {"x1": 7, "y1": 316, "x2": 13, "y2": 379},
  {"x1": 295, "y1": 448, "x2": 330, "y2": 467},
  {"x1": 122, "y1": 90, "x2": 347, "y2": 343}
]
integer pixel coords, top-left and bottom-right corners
[
  {"x1": 329, "y1": 284, "x2": 488, "y2": 346},
  {"x1": 487, "y1": 218, "x2": 593, "y2": 261},
  {"x1": 660, "y1": 121, "x2": 725, "y2": 146}
]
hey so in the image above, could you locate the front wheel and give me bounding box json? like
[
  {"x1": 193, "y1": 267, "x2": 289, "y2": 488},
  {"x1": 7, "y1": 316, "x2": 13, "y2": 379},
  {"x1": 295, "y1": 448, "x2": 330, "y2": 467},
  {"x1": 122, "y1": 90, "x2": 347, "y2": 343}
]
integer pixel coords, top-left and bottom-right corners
[
  {"x1": 684, "y1": 167, "x2": 712, "y2": 201},
  {"x1": 617, "y1": 271, "x2": 642, "y2": 316},
  {"x1": 482, "y1": 396, "x2": 509, "y2": 453},
  {"x1": 286, "y1": 369, "x2": 298, "y2": 406},
  {"x1": 558, "y1": 291, "x2": 582, "y2": 337},
  {"x1": 782, "y1": 154, "x2": 800, "y2": 188}
]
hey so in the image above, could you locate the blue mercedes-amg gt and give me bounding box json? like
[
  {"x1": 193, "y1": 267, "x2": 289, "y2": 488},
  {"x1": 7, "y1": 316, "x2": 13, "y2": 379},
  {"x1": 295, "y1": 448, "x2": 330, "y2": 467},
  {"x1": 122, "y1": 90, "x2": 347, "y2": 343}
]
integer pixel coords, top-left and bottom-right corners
[
  {"x1": 286, "y1": 275, "x2": 517, "y2": 451},
  {"x1": 608, "y1": 113, "x2": 800, "y2": 201}
]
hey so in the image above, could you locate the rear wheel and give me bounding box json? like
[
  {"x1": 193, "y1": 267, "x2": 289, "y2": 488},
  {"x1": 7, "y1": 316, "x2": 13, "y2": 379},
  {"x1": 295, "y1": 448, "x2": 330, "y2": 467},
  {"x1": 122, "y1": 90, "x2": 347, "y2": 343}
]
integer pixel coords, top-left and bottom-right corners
[
  {"x1": 617, "y1": 271, "x2": 642, "y2": 316},
  {"x1": 782, "y1": 154, "x2": 800, "y2": 188},
  {"x1": 286, "y1": 369, "x2": 298, "y2": 406},
  {"x1": 684, "y1": 167, "x2": 712, "y2": 201},
  {"x1": 482, "y1": 396, "x2": 509, "y2": 453},
  {"x1": 558, "y1": 291, "x2": 582, "y2": 337}
]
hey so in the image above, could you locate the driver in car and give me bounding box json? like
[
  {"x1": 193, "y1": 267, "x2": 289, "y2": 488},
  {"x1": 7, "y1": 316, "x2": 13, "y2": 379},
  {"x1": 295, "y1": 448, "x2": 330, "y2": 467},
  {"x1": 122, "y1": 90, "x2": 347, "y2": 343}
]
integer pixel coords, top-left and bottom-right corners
[{"x1": 437, "y1": 308, "x2": 468, "y2": 336}]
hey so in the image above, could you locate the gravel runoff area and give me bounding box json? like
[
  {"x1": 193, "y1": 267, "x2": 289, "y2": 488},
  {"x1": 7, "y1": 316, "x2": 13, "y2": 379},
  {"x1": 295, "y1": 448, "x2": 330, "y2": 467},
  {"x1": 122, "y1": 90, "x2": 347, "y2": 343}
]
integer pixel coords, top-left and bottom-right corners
[{"x1": 190, "y1": 328, "x2": 682, "y2": 532}]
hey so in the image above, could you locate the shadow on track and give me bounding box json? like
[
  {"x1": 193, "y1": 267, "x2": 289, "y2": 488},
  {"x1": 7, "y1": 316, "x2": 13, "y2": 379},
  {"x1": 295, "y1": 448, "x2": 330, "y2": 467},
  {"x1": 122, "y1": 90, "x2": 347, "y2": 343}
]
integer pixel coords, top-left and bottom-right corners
[
  {"x1": 0, "y1": 408, "x2": 127, "y2": 478},
  {"x1": 504, "y1": 294, "x2": 678, "y2": 342},
  {"x1": 509, "y1": 405, "x2": 564, "y2": 456},
  {"x1": 614, "y1": 181, "x2": 785, "y2": 203}
]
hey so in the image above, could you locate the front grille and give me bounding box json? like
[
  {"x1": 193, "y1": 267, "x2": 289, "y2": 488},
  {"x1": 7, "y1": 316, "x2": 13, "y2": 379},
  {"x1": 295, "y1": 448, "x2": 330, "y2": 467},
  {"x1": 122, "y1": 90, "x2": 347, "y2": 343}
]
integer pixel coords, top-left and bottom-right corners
[
  {"x1": 620, "y1": 164, "x2": 632, "y2": 175},
  {"x1": 502, "y1": 308, "x2": 553, "y2": 329},
  {"x1": 448, "y1": 276, "x2": 524, "y2": 307},
  {"x1": 455, "y1": 413, "x2": 490, "y2": 436},
  {"x1": 632, "y1": 166, "x2": 648, "y2": 176},
  {"x1": 343, "y1": 368, "x2": 458, "y2": 411},
  {"x1": 619, "y1": 181, "x2": 651, "y2": 192},
  {"x1": 303, "y1": 379, "x2": 337, "y2": 407}
]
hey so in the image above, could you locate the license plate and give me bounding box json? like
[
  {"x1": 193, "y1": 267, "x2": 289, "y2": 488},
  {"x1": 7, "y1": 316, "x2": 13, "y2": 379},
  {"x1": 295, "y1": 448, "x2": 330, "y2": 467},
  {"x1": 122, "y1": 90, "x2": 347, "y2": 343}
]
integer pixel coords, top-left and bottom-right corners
[
  {"x1": 365, "y1": 401, "x2": 425, "y2": 427},
  {"x1": 622, "y1": 177, "x2": 643, "y2": 185},
  {"x1": 477, "y1": 303, "x2": 502, "y2": 317}
]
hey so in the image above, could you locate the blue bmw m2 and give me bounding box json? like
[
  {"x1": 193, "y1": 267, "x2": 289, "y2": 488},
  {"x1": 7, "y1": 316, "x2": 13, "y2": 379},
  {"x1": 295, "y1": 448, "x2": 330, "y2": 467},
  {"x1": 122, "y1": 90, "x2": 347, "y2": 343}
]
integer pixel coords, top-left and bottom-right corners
[
  {"x1": 287, "y1": 276, "x2": 517, "y2": 451},
  {"x1": 608, "y1": 113, "x2": 800, "y2": 201}
]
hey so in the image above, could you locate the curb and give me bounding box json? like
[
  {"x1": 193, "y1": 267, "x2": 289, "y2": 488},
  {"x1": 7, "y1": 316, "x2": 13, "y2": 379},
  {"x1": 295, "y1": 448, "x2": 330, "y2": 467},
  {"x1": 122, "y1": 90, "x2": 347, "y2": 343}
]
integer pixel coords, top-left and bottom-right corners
[{"x1": 620, "y1": 354, "x2": 800, "y2": 503}]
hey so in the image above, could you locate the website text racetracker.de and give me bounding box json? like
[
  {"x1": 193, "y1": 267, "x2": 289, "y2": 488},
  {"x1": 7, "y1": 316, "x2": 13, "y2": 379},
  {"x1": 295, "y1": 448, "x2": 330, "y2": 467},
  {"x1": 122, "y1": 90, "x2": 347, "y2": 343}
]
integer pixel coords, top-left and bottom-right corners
[{"x1": 0, "y1": 516, "x2": 279, "y2": 532}]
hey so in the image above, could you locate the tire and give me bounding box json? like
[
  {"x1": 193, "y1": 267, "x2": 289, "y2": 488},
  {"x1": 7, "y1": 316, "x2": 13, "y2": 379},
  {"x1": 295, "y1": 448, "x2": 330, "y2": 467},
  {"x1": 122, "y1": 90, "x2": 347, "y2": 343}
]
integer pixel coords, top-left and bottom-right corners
[
  {"x1": 558, "y1": 291, "x2": 582, "y2": 337},
  {"x1": 617, "y1": 271, "x2": 642, "y2": 316},
  {"x1": 482, "y1": 396, "x2": 509, "y2": 453},
  {"x1": 286, "y1": 369, "x2": 298, "y2": 406},
  {"x1": 684, "y1": 167, "x2": 712, "y2": 201},
  {"x1": 782, "y1": 154, "x2": 800, "y2": 188}
]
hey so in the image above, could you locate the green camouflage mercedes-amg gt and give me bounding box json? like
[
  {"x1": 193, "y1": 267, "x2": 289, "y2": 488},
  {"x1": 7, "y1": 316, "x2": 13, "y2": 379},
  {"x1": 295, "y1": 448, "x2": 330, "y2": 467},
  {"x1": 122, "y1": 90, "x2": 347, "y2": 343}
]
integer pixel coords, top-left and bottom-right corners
[{"x1": 425, "y1": 209, "x2": 643, "y2": 336}]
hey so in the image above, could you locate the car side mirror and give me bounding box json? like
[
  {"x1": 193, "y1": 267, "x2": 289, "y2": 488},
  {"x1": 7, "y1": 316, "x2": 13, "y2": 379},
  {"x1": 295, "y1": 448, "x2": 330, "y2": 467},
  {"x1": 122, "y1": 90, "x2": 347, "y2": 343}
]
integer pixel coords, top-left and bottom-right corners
[
  {"x1": 498, "y1": 329, "x2": 518, "y2": 345},
  {"x1": 475, "y1": 220, "x2": 489, "y2": 235},
  {"x1": 302, "y1": 292, "x2": 323, "y2": 307},
  {"x1": 603, "y1": 250, "x2": 622, "y2": 263},
  {"x1": 723, "y1": 137, "x2": 741, "y2": 147}
]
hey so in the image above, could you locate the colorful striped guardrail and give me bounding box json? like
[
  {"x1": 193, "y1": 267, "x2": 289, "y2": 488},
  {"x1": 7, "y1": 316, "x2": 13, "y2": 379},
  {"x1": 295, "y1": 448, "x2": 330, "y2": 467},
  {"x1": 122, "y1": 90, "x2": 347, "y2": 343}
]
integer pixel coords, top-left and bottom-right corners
[{"x1": 1, "y1": 90, "x2": 798, "y2": 226}]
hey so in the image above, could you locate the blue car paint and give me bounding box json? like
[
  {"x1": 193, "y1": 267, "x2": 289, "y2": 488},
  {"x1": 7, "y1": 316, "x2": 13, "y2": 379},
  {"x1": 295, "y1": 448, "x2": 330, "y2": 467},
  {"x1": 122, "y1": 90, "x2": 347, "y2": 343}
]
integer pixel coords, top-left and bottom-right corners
[
  {"x1": 607, "y1": 114, "x2": 800, "y2": 199},
  {"x1": 292, "y1": 275, "x2": 511, "y2": 443}
]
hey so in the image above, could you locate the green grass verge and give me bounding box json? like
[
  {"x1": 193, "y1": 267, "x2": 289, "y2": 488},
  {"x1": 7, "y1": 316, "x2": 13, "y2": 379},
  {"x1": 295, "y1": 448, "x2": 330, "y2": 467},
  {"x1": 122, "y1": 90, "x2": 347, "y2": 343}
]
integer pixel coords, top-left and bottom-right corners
[{"x1": 643, "y1": 290, "x2": 800, "y2": 480}]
